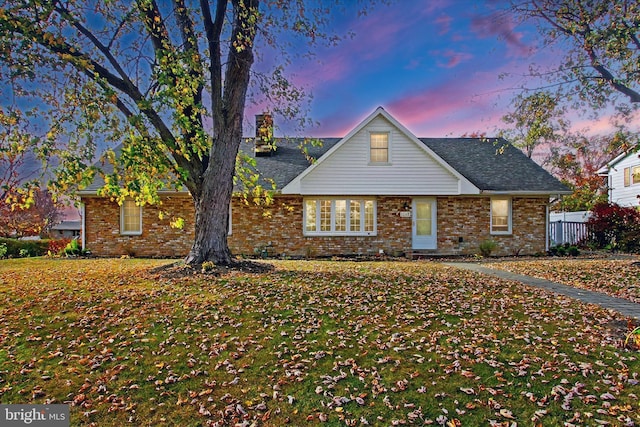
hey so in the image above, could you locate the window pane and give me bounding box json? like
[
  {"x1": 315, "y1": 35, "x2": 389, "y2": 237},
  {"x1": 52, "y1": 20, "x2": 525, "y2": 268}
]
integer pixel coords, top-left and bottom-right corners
[
  {"x1": 416, "y1": 202, "x2": 432, "y2": 235},
  {"x1": 633, "y1": 166, "x2": 640, "y2": 185},
  {"x1": 320, "y1": 200, "x2": 332, "y2": 231},
  {"x1": 335, "y1": 200, "x2": 346, "y2": 231},
  {"x1": 370, "y1": 133, "x2": 388, "y2": 163},
  {"x1": 364, "y1": 200, "x2": 374, "y2": 232},
  {"x1": 122, "y1": 200, "x2": 141, "y2": 233},
  {"x1": 350, "y1": 201, "x2": 361, "y2": 232},
  {"x1": 305, "y1": 200, "x2": 316, "y2": 232},
  {"x1": 491, "y1": 199, "x2": 509, "y2": 232},
  {"x1": 624, "y1": 167, "x2": 630, "y2": 187}
]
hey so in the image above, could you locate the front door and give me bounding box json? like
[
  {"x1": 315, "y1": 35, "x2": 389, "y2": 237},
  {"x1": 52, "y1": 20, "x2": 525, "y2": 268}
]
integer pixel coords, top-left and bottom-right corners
[{"x1": 412, "y1": 198, "x2": 437, "y2": 250}]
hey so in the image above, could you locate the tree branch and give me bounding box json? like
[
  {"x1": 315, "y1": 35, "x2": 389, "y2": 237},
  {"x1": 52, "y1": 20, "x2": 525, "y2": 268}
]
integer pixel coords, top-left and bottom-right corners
[
  {"x1": 201, "y1": 0, "x2": 227, "y2": 140},
  {"x1": 173, "y1": 0, "x2": 204, "y2": 109},
  {"x1": 584, "y1": 43, "x2": 640, "y2": 103},
  {"x1": 135, "y1": 0, "x2": 205, "y2": 184},
  {"x1": 136, "y1": 0, "x2": 171, "y2": 54}
]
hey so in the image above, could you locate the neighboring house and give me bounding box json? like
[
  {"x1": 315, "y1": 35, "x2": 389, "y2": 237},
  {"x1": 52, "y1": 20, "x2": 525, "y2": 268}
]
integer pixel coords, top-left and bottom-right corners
[
  {"x1": 50, "y1": 220, "x2": 82, "y2": 239},
  {"x1": 78, "y1": 107, "x2": 570, "y2": 258},
  {"x1": 597, "y1": 150, "x2": 640, "y2": 207}
]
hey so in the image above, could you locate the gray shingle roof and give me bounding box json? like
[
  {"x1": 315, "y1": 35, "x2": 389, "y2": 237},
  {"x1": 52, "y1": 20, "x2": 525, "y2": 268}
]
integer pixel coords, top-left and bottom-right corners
[
  {"x1": 420, "y1": 137, "x2": 570, "y2": 193},
  {"x1": 239, "y1": 138, "x2": 341, "y2": 190},
  {"x1": 249, "y1": 137, "x2": 569, "y2": 194},
  {"x1": 80, "y1": 136, "x2": 569, "y2": 195}
]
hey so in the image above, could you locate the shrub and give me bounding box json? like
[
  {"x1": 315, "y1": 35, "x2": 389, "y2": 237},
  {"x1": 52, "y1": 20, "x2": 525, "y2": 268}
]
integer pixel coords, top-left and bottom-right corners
[
  {"x1": 549, "y1": 244, "x2": 580, "y2": 257},
  {"x1": 567, "y1": 246, "x2": 580, "y2": 256},
  {"x1": 478, "y1": 240, "x2": 497, "y2": 257},
  {"x1": 0, "y1": 243, "x2": 7, "y2": 258},
  {"x1": 0, "y1": 238, "x2": 49, "y2": 258},
  {"x1": 63, "y1": 239, "x2": 86, "y2": 256},
  {"x1": 586, "y1": 202, "x2": 640, "y2": 252},
  {"x1": 47, "y1": 238, "x2": 71, "y2": 256}
]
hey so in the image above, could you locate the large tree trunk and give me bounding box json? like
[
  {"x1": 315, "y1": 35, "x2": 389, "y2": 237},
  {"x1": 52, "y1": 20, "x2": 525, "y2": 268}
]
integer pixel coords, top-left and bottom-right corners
[{"x1": 184, "y1": 129, "x2": 240, "y2": 266}]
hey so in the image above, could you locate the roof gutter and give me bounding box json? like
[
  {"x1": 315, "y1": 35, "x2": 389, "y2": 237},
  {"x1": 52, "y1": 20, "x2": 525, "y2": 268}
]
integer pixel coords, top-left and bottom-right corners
[{"x1": 479, "y1": 190, "x2": 573, "y2": 196}]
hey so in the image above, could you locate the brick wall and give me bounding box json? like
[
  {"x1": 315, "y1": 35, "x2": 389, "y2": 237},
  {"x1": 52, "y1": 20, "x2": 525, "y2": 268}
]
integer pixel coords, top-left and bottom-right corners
[
  {"x1": 436, "y1": 196, "x2": 548, "y2": 256},
  {"x1": 229, "y1": 196, "x2": 548, "y2": 257},
  {"x1": 228, "y1": 196, "x2": 412, "y2": 257},
  {"x1": 82, "y1": 196, "x2": 195, "y2": 258},
  {"x1": 82, "y1": 194, "x2": 549, "y2": 258}
]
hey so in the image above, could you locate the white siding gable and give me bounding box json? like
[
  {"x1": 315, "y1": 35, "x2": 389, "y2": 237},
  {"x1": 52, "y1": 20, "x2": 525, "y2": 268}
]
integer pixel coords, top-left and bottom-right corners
[
  {"x1": 282, "y1": 108, "x2": 478, "y2": 195},
  {"x1": 608, "y1": 151, "x2": 640, "y2": 207}
]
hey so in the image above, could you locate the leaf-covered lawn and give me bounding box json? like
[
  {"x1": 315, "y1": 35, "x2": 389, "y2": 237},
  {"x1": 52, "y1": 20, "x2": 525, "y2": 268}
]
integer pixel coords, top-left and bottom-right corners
[
  {"x1": 484, "y1": 258, "x2": 640, "y2": 304},
  {"x1": 0, "y1": 258, "x2": 638, "y2": 426}
]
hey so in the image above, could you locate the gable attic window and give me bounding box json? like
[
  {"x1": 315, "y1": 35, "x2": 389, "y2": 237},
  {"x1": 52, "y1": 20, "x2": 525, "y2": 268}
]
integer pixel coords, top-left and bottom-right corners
[
  {"x1": 370, "y1": 132, "x2": 389, "y2": 163},
  {"x1": 120, "y1": 199, "x2": 142, "y2": 235},
  {"x1": 490, "y1": 197, "x2": 511, "y2": 234},
  {"x1": 304, "y1": 198, "x2": 376, "y2": 235}
]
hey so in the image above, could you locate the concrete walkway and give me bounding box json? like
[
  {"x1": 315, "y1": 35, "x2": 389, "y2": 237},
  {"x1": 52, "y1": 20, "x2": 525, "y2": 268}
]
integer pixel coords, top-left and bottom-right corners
[{"x1": 445, "y1": 262, "x2": 640, "y2": 320}]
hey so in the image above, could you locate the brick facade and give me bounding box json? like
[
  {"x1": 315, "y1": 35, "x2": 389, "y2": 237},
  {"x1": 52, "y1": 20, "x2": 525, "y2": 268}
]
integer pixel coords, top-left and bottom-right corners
[
  {"x1": 82, "y1": 194, "x2": 549, "y2": 258},
  {"x1": 82, "y1": 195, "x2": 195, "y2": 258}
]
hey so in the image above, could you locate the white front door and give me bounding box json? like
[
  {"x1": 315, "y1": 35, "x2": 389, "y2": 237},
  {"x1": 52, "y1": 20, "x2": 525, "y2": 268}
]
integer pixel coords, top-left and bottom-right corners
[{"x1": 412, "y1": 198, "x2": 437, "y2": 249}]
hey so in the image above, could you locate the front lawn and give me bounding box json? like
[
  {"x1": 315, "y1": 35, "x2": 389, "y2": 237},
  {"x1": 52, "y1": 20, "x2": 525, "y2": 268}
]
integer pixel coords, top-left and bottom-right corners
[
  {"x1": 484, "y1": 258, "x2": 640, "y2": 303},
  {"x1": 0, "y1": 258, "x2": 637, "y2": 426}
]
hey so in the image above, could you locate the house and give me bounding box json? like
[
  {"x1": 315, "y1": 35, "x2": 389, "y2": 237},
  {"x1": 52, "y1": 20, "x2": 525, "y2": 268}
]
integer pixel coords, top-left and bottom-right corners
[
  {"x1": 50, "y1": 220, "x2": 82, "y2": 239},
  {"x1": 597, "y1": 150, "x2": 640, "y2": 207},
  {"x1": 78, "y1": 107, "x2": 570, "y2": 258}
]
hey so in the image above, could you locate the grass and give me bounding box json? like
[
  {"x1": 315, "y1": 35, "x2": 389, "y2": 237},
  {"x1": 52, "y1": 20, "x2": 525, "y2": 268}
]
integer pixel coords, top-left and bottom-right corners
[{"x1": 0, "y1": 258, "x2": 638, "y2": 426}]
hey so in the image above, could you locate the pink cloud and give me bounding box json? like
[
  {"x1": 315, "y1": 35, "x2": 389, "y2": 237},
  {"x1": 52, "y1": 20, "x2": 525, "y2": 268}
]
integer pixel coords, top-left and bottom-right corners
[
  {"x1": 569, "y1": 110, "x2": 640, "y2": 136},
  {"x1": 435, "y1": 14, "x2": 452, "y2": 35},
  {"x1": 470, "y1": 12, "x2": 531, "y2": 57},
  {"x1": 431, "y1": 49, "x2": 474, "y2": 68}
]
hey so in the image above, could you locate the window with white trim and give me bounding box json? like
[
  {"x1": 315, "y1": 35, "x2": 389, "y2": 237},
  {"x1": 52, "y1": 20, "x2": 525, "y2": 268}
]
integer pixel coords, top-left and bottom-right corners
[
  {"x1": 370, "y1": 132, "x2": 389, "y2": 163},
  {"x1": 624, "y1": 166, "x2": 640, "y2": 187},
  {"x1": 304, "y1": 198, "x2": 376, "y2": 235},
  {"x1": 490, "y1": 197, "x2": 511, "y2": 234},
  {"x1": 120, "y1": 199, "x2": 142, "y2": 235}
]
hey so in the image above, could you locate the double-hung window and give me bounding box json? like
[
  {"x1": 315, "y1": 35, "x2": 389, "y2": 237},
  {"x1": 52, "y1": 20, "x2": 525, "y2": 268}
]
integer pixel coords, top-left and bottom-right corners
[
  {"x1": 490, "y1": 197, "x2": 511, "y2": 234},
  {"x1": 121, "y1": 199, "x2": 142, "y2": 235},
  {"x1": 304, "y1": 198, "x2": 376, "y2": 235},
  {"x1": 624, "y1": 166, "x2": 640, "y2": 187},
  {"x1": 370, "y1": 132, "x2": 389, "y2": 163}
]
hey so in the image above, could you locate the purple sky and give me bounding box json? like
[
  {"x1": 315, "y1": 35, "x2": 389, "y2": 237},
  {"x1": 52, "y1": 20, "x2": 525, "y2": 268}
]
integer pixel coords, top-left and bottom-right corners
[{"x1": 251, "y1": 1, "x2": 635, "y2": 139}]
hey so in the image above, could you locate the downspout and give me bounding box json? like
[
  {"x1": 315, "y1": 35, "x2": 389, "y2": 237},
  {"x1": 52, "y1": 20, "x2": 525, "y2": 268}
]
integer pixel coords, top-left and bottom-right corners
[
  {"x1": 545, "y1": 203, "x2": 549, "y2": 252},
  {"x1": 81, "y1": 202, "x2": 86, "y2": 250}
]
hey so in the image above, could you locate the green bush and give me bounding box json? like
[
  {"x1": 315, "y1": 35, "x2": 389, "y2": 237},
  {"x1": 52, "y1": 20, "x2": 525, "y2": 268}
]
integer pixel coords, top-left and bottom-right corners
[
  {"x1": 63, "y1": 239, "x2": 86, "y2": 256},
  {"x1": 478, "y1": 240, "x2": 497, "y2": 257},
  {"x1": 0, "y1": 243, "x2": 7, "y2": 258},
  {"x1": 567, "y1": 246, "x2": 580, "y2": 256},
  {"x1": 0, "y1": 238, "x2": 49, "y2": 258},
  {"x1": 549, "y1": 244, "x2": 580, "y2": 257}
]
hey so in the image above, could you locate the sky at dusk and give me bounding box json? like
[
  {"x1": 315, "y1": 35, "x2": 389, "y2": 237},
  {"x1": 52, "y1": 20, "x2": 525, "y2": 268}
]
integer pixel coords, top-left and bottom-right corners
[{"x1": 252, "y1": 0, "x2": 633, "y2": 139}]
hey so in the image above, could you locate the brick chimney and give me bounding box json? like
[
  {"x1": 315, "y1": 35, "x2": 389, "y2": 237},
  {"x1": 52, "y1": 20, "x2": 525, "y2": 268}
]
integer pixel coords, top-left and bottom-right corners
[{"x1": 255, "y1": 113, "x2": 274, "y2": 156}]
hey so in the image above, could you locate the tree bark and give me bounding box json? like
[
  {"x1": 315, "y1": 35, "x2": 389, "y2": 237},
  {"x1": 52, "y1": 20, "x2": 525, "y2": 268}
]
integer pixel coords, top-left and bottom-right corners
[
  {"x1": 184, "y1": 0, "x2": 258, "y2": 265},
  {"x1": 184, "y1": 126, "x2": 240, "y2": 265}
]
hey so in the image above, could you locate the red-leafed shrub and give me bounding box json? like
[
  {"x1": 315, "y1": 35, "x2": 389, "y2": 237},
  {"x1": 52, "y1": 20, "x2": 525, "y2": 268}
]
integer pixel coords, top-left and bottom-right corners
[
  {"x1": 587, "y1": 202, "x2": 640, "y2": 252},
  {"x1": 47, "y1": 238, "x2": 72, "y2": 256}
]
